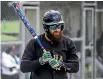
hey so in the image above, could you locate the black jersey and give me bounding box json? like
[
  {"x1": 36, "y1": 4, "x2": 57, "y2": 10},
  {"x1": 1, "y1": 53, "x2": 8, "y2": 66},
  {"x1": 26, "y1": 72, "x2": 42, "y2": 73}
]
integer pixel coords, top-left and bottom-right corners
[{"x1": 20, "y1": 33, "x2": 79, "y2": 79}]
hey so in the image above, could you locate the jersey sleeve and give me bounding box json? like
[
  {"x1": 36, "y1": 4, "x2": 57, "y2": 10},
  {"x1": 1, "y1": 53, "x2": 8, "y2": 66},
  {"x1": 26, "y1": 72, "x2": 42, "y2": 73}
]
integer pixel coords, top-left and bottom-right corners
[
  {"x1": 63, "y1": 40, "x2": 79, "y2": 73},
  {"x1": 20, "y1": 39, "x2": 41, "y2": 73}
]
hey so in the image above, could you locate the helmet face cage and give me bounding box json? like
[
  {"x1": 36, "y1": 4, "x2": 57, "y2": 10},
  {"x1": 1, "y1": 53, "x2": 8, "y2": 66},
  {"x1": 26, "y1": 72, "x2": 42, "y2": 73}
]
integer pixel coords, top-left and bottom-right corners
[{"x1": 43, "y1": 10, "x2": 64, "y2": 31}]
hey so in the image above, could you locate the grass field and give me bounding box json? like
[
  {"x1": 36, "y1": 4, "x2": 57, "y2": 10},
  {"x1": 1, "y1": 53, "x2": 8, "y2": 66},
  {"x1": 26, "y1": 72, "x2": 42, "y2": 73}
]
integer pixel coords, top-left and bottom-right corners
[{"x1": 1, "y1": 20, "x2": 20, "y2": 41}]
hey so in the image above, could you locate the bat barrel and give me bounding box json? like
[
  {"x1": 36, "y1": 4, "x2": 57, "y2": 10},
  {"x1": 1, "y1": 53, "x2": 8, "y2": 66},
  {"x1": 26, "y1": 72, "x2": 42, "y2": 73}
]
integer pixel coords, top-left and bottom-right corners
[
  {"x1": 12, "y1": 2, "x2": 45, "y2": 51},
  {"x1": 12, "y1": 3, "x2": 36, "y2": 37}
]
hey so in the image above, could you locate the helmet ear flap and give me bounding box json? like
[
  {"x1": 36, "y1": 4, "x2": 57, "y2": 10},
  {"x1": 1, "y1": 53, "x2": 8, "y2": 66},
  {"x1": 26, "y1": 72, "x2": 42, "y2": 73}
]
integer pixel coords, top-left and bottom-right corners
[
  {"x1": 43, "y1": 24, "x2": 47, "y2": 29},
  {"x1": 61, "y1": 24, "x2": 64, "y2": 31},
  {"x1": 43, "y1": 24, "x2": 49, "y2": 32}
]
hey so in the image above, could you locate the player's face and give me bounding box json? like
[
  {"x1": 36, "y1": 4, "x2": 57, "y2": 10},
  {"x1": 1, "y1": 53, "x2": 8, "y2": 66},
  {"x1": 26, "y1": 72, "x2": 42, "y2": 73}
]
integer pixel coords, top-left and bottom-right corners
[{"x1": 49, "y1": 24, "x2": 62, "y2": 39}]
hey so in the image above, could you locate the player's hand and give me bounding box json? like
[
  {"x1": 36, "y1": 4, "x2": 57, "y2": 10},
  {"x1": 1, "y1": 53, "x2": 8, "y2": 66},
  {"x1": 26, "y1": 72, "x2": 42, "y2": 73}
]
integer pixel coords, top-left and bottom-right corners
[
  {"x1": 55, "y1": 59, "x2": 64, "y2": 70},
  {"x1": 49, "y1": 55, "x2": 64, "y2": 70},
  {"x1": 39, "y1": 51, "x2": 52, "y2": 65},
  {"x1": 49, "y1": 58, "x2": 59, "y2": 69}
]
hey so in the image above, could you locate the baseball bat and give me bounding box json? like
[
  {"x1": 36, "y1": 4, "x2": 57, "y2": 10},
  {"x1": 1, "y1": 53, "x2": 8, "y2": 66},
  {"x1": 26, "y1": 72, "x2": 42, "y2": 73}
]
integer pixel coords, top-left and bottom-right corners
[{"x1": 12, "y1": 3, "x2": 46, "y2": 53}]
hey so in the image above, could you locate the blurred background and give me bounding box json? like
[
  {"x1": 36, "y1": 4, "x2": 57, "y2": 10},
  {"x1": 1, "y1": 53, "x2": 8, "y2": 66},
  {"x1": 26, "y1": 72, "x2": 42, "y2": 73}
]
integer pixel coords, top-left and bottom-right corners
[{"x1": 0, "y1": 1, "x2": 103, "y2": 79}]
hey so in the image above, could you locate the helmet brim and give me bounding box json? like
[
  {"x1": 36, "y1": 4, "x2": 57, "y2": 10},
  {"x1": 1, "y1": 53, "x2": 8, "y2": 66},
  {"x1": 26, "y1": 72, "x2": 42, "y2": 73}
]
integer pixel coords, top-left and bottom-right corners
[{"x1": 43, "y1": 21, "x2": 64, "y2": 25}]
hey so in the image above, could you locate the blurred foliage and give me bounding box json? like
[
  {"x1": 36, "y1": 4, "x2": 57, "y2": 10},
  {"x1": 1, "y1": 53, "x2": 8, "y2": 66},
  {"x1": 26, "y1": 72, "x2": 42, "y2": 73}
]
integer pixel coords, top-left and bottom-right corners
[{"x1": 1, "y1": 20, "x2": 20, "y2": 41}]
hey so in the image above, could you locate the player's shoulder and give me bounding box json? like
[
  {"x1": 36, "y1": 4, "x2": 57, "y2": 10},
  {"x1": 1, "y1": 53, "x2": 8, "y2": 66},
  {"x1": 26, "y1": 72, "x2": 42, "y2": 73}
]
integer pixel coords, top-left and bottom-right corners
[
  {"x1": 38, "y1": 33, "x2": 45, "y2": 38},
  {"x1": 61, "y1": 35, "x2": 73, "y2": 43},
  {"x1": 38, "y1": 33, "x2": 45, "y2": 40}
]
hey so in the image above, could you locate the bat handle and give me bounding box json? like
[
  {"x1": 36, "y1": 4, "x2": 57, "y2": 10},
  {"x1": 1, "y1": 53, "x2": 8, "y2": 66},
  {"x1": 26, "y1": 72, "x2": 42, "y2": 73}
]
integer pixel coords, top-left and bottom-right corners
[{"x1": 42, "y1": 49, "x2": 47, "y2": 53}]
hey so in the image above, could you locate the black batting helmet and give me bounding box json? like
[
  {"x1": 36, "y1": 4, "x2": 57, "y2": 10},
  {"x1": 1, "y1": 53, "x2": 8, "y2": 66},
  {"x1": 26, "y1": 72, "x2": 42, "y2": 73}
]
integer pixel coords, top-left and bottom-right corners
[{"x1": 43, "y1": 10, "x2": 64, "y2": 31}]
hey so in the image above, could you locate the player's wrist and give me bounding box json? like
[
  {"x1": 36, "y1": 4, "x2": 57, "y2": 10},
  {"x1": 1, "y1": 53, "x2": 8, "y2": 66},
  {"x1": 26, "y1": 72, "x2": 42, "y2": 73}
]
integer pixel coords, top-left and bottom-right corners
[{"x1": 39, "y1": 57, "x2": 45, "y2": 65}]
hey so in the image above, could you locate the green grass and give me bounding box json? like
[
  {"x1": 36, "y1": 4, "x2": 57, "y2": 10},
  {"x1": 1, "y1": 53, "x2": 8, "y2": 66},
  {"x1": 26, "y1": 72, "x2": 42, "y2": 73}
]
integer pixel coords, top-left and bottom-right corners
[
  {"x1": 1, "y1": 20, "x2": 20, "y2": 41},
  {"x1": 1, "y1": 35, "x2": 17, "y2": 40},
  {"x1": 1, "y1": 20, "x2": 20, "y2": 33}
]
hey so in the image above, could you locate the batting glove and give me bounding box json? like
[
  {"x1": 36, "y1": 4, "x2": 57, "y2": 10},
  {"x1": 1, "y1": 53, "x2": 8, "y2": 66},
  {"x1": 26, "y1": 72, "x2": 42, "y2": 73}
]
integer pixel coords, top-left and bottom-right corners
[
  {"x1": 49, "y1": 58, "x2": 59, "y2": 69},
  {"x1": 39, "y1": 51, "x2": 52, "y2": 65},
  {"x1": 49, "y1": 55, "x2": 64, "y2": 70}
]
